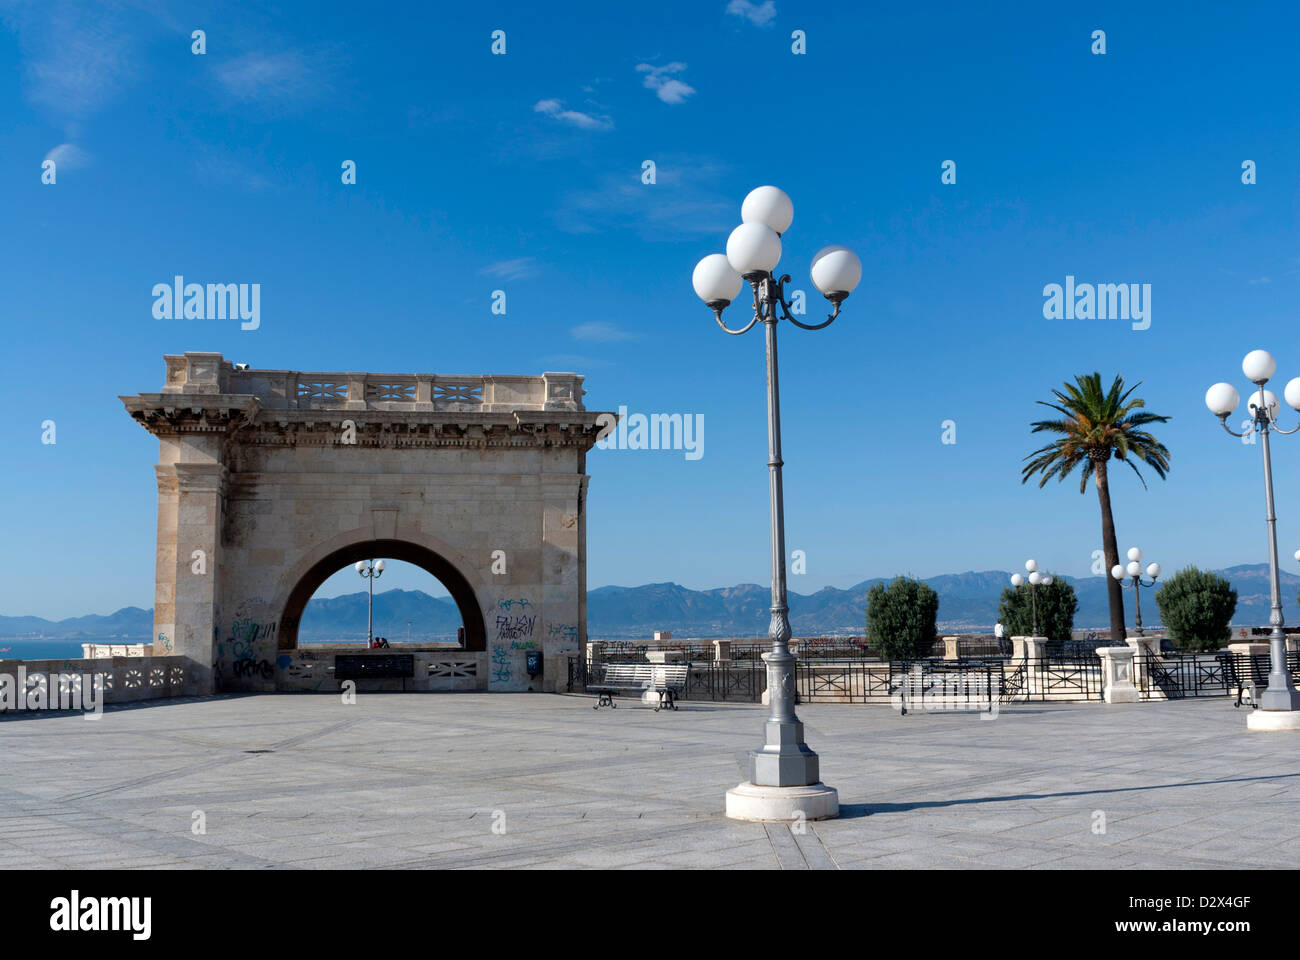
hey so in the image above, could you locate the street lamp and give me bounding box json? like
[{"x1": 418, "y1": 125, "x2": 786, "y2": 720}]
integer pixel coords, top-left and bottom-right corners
[
  {"x1": 1009, "y1": 559, "x2": 1053, "y2": 637},
  {"x1": 695, "y1": 185, "x2": 860, "y2": 822},
  {"x1": 1110, "y1": 547, "x2": 1160, "y2": 638},
  {"x1": 1206, "y1": 348, "x2": 1300, "y2": 724},
  {"x1": 354, "y1": 558, "x2": 386, "y2": 647}
]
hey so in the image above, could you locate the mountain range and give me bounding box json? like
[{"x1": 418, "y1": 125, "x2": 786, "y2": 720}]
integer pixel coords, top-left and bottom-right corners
[{"x1": 1, "y1": 564, "x2": 1296, "y2": 642}]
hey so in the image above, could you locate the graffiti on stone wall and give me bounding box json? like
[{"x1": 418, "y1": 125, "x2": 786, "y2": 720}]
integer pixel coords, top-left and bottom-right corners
[
  {"x1": 232, "y1": 659, "x2": 273, "y2": 680},
  {"x1": 490, "y1": 600, "x2": 539, "y2": 682},
  {"x1": 548, "y1": 622, "x2": 578, "y2": 646},
  {"x1": 494, "y1": 614, "x2": 535, "y2": 641},
  {"x1": 220, "y1": 618, "x2": 279, "y2": 686},
  {"x1": 490, "y1": 645, "x2": 512, "y2": 683},
  {"x1": 229, "y1": 619, "x2": 277, "y2": 661}
]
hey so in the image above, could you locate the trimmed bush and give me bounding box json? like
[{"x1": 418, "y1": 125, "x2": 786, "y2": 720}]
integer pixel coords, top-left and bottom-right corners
[
  {"x1": 997, "y1": 575, "x2": 1077, "y2": 646},
  {"x1": 866, "y1": 577, "x2": 940, "y2": 660},
  {"x1": 1155, "y1": 567, "x2": 1237, "y2": 652}
]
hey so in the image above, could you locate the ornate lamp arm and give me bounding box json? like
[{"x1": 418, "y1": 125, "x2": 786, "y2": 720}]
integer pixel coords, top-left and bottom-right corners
[
  {"x1": 787, "y1": 297, "x2": 843, "y2": 330},
  {"x1": 713, "y1": 279, "x2": 764, "y2": 335},
  {"x1": 1219, "y1": 416, "x2": 1248, "y2": 439},
  {"x1": 763, "y1": 272, "x2": 846, "y2": 331},
  {"x1": 714, "y1": 311, "x2": 761, "y2": 335}
]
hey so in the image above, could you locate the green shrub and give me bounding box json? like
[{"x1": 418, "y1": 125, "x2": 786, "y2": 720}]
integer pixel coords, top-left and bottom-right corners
[
  {"x1": 1155, "y1": 567, "x2": 1236, "y2": 651},
  {"x1": 866, "y1": 577, "x2": 940, "y2": 660},
  {"x1": 997, "y1": 575, "x2": 1077, "y2": 645}
]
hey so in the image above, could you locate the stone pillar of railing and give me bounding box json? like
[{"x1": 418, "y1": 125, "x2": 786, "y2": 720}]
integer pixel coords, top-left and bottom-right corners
[
  {"x1": 1010, "y1": 635, "x2": 1029, "y2": 661},
  {"x1": 1228, "y1": 641, "x2": 1269, "y2": 656},
  {"x1": 1021, "y1": 636, "x2": 1049, "y2": 695},
  {"x1": 1022, "y1": 636, "x2": 1049, "y2": 658},
  {"x1": 713, "y1": 640, "x2": 731, "y2": 661},
  {"x1": 645, "y1": 649, "x2": 683, "y2": 663},
  {"x1": 1098, "y1": 646, "x2": 1139, "y2": 703},
  {"x1": 1126, "y1": 636, "x2": 1159, "y2": 686},
  {"x1": 586, "y1": 641, "x2": 605, "y2": 664},
  {"x1": 943, "y1": 636, "x2": 961, "y2": 660}
]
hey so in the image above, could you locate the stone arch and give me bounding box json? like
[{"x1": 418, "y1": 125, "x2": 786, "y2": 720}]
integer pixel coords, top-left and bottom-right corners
[
  {"x1": 274, "y1": 534, "x2": 488, "y2": 651},
  {"x1": 122, "y1": 353, "x2": 605, "y2": 695}
]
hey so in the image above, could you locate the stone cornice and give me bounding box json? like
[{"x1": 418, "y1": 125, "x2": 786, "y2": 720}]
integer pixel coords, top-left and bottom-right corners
[
  {"x1": 121, "y1": 393, "x2": 260, "y2": 437},
  {"x1": 122, "y1": 394, "x2": 607, "y2": 451},
  {"x1": 238, "y1": 414, "x2": 605, "y2": 450}
]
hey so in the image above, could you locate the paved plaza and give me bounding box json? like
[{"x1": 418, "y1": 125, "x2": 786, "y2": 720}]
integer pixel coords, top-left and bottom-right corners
[{"x1": 2, "y1": 692, "x2": 1297, "y2": 869}]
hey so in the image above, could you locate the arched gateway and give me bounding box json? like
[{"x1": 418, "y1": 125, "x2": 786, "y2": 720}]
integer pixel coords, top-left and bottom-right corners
[{"x1": 121, "y1": 352, "x2": 607, "y2": 695}]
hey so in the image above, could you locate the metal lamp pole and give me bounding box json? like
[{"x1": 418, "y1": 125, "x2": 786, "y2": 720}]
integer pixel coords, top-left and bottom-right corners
[
  {"x1": 1010, "y1": 560, "x2": 1052, "y2": 636},
  {"x1": 354, "y1": 559, "x2": 385, "y2": 647},
  {"x1": 693, "y1": 186, "x2": 861, "y2": 820},
  {"x1": 1206, "y1": 350, "x2": 1300, "y2": 714},
  {"x1": 1110, "y1": 548, "x2": 1160, "y2": 638}
]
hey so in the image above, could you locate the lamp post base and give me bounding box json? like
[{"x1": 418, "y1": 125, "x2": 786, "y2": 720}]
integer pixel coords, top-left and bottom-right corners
[
  {"x1": 1246, "y1": 709, "x2": 1300, "y2": 731},
  {"x1": 725, "y1": 781, "x2": 839, "y2": 822}
]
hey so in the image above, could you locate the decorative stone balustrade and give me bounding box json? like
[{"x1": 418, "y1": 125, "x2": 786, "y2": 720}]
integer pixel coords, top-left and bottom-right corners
[{"x1": 153, "y1": 351, "x2": 586, "y2": 412}]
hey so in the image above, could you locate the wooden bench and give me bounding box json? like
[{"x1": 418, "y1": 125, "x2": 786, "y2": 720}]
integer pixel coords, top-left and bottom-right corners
[
  {"x1": 1221, "y1": 653, "x2": 1272, "y2": 708},
  {"x1": 588, "y1": 663, "x2": 688, "y2": 712}
]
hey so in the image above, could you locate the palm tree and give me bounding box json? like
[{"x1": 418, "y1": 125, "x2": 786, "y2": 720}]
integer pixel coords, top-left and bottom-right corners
[{"x1": 1021, "y1": 373, "x2": 1171, "y2": 644}]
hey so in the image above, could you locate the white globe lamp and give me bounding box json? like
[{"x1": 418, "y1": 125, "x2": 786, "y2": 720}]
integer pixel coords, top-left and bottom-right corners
[
  {"x1": 726, "y1": 223, "x2": 782, "y2": 277},
  {"x1": 692, "y1": 254, "x2": 743, "y2": 307},
  {"x1": 740, "y1": 186, "x2": 793, "y2": 236}
]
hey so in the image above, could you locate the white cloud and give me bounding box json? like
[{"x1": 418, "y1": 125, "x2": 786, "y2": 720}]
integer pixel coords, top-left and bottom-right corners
[
  {"x1": 1, "y1": 5, "x2": 151, "y2": 122},
  {"x1": 726, "y1": 0, "x2": 777, "y2": 26},
  {"x1": 43, "y1": 143, "x2": 90, "y2": 170},
  {"x1": 533, "y1": 98, "x2": 613, "y2": 131},
  {"x1": 636, "y1": 63, "x2": 696, "y2": 105},
  {"x1": 216, "y1": 50, "x2": 331, "y2": 110},
  {"x1": 572, "y1": 322, "x2": 640, "y2": 342},
  {"x1": 554, "y1": 155, "x2": 734, "y2": 239},
  {"x1": 479, "y1": 258, "x2": 541, "y2": 281}
]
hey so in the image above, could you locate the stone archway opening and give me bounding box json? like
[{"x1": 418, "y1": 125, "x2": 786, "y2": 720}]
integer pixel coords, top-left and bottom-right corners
[{"x1": 280, "y1": 539, "x2": 487, "y2": 652}]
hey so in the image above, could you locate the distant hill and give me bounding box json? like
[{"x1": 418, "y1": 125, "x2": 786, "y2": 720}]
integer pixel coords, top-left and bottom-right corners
[
  {"x1": 1, "y1": 565, "x2": 1295, "y2": 640},
  {"x1": 297, "y1": 588, "x2": 463, "y2": 640}
]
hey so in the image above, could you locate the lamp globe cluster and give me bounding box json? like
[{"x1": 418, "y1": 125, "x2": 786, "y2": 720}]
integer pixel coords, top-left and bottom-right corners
[
  {"x1": 692, "y1": 186, "x2": 862, "y2": 310},
  {"x1": 1205, "y1": 349, "x2": 1300, "y2": 421}
]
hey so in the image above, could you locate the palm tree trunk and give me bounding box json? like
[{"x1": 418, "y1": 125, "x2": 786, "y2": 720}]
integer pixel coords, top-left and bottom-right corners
[{"x1": 1094, "y1": 458, "x2": 1127, "y2": 643}]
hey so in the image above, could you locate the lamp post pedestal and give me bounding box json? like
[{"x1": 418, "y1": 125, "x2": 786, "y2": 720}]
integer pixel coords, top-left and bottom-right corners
[
  {"x1": 1247, "y1": 709, "x2": 1300, "y2": 730},
  {"x1": 726, "y1": 780, "x2": 840, "y2": 821}
]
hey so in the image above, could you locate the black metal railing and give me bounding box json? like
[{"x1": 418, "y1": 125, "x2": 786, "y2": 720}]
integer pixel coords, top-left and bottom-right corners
[
  {"x1": 1135, "y1": 651, "x2": 1300, "y2": 702},
  {"x1": 569, "y1": 650, "x2": 1300, "y2": 705},
  {"x1": 681, "y1": 661, "x2": 766, "y2": 702}
]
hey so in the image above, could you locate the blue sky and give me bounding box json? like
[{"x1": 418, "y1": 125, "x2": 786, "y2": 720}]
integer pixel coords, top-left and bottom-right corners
[{"x1": 2, "y1": 0, "x2": 1299, "y2": 618}]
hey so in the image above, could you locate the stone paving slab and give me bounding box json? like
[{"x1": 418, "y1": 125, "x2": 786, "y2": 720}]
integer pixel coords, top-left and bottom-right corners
[{"x1": 1, "y1": 692, "x2": 1297, "y2": 869}]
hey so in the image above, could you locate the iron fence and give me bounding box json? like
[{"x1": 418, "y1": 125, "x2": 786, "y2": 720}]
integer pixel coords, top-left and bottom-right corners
[
  {"x1": 681, "y1": 660, "x2": 766, "y2": 702},
  {"x1": 1136, "y1": 651, "x2": 1300, "y2": 701},
  {"x1": 567, "y1": 651, "x2": 1300, "y2": 705}
]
